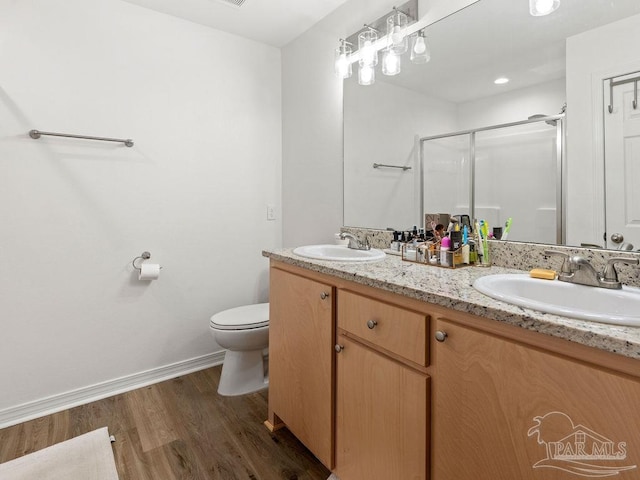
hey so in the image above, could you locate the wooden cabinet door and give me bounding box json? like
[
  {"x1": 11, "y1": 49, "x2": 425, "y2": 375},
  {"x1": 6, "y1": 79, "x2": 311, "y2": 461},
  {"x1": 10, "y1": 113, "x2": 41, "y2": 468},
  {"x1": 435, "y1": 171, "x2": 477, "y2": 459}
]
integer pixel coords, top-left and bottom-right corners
[
  {"x1": 335, "y1": 335, "x2": 429, "y2": 480},
  {"x1": 268, "y1": 267, "x2": 334, "y2": 468},
  {"x1": 432, "y1": 318, "x2": 640, "y2": 480}
]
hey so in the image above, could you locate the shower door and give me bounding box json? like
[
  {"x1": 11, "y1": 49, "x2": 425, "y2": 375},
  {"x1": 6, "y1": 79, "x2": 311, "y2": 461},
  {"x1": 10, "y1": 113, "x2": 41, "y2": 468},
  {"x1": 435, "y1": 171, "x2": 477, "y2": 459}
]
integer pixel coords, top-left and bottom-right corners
[
  {"x1": 421, "y1": 116, "x2": 563, "y2": 244},
  {"x1": 474, "y1": 121, "x2": 560, "y2": 244}
]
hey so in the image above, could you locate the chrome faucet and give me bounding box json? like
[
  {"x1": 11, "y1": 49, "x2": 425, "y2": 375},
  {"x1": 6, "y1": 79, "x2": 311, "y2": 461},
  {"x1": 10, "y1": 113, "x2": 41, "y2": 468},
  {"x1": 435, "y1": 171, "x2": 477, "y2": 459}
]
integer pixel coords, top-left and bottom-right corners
[
  {"x1": 340, "y1": 232, "x2": 371, "y2": 250},
  {"x1": 545, "y1": 250, "x2": 639, "y2": 289}
]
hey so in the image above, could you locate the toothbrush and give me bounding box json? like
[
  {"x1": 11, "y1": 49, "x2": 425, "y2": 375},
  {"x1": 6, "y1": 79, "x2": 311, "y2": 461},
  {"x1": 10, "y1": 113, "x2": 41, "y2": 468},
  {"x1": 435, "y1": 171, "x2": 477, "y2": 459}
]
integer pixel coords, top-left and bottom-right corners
[
  {"x1": 502, "y1": 217, "x2": 513, "y2": 240},
  {"x1": 475, "y1": 220, "x2": 484, "y2": 263},
  {"x1": 480, "y1": 220, "x2": 490, "y2": 264}
]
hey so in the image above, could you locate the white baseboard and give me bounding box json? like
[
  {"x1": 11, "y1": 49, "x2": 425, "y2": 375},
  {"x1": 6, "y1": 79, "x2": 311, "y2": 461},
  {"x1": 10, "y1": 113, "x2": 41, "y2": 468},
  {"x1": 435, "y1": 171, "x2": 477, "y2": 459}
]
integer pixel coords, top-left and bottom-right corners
[{"x1": 0, "y1": 351, "x2": 225, "y2": 429}]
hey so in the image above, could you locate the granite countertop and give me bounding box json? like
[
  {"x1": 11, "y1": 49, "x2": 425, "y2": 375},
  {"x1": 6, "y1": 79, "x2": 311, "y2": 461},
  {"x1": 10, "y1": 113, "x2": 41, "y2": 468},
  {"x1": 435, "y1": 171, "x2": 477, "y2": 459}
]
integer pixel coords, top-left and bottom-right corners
[{"x1": 263, "y1": 248, "x2": 640, "y2": 360}]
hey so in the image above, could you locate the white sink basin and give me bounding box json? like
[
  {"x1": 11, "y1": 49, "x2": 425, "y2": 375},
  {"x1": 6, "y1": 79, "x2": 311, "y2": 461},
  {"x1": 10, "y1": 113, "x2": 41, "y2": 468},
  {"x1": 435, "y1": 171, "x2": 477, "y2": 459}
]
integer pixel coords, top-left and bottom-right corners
[
  {"x1": 293, "y1": 244, "x2": 386, "y2": 262},
  {"x1": 473, "y1": 274, "x2": 640, "y2": 327}
]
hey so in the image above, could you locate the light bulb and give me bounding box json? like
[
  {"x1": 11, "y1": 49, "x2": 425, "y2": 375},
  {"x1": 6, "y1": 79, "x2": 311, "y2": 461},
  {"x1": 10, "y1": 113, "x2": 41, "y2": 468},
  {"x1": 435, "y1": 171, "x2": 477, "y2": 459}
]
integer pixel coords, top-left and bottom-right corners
[
  {"x1": 334, "y1": 41, "x2": 352, "y2": 79},
  {"x1": 413, "y1": 36, "x2": 426, "y2": 55},
  {"x1": 336, "y1": 54, "x2": 350, "y2": 79},
  {"x1": 359, "y1": 64, "x2": 375, "y2": 85},
  {"x1": 362, "y1": 40, "x2": 375, "y2": 65},
  {"x1": 391, "y1": 25, "x2": 403, "y2": 46},
  {"x1": 537, "y1": 0, "x2": 553, "y2": 14},
  {"x1": 382, "y1": 49, "x2": 401, "y2": 76},
  {"x1": 529, "y1": 0, "x2": 560, "y2": 16}
]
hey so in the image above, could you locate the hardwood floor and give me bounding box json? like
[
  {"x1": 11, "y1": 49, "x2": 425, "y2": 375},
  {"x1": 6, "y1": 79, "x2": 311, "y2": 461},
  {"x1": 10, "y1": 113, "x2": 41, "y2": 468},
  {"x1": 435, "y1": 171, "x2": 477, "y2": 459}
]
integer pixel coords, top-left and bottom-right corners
[{"x1": 0, "y1": 366, "x2": 331, "y2": 479}]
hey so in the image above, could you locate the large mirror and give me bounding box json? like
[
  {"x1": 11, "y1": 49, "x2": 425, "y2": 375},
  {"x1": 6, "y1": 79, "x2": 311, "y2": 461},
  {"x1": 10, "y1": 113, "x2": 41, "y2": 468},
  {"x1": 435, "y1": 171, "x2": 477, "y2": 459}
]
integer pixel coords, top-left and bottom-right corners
[{"x1": 344, "y1": 0, "x2": 640, "y2": 249}]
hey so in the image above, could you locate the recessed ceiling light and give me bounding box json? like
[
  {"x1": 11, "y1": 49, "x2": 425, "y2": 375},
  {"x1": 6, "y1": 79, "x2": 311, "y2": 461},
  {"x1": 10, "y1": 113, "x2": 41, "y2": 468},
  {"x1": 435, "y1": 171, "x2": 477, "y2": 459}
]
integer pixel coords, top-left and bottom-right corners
[{"x1": 494, "y1": 77, "x2": 510, "y2": 85}]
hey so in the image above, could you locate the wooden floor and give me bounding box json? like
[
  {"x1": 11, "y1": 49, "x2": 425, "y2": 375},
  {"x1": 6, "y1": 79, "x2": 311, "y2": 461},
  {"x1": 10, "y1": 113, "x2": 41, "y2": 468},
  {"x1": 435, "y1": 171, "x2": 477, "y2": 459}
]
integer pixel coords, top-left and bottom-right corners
[{"x1": 0, "y1": 366, "x2": 330, "y2": 480}]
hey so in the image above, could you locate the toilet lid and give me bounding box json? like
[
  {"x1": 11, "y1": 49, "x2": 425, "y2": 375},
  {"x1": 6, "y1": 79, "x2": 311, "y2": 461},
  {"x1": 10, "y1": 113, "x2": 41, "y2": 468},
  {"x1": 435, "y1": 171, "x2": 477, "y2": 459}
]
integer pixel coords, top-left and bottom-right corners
[{"x1": 210, "y1": 302, "x2": 269, "y2": 331}]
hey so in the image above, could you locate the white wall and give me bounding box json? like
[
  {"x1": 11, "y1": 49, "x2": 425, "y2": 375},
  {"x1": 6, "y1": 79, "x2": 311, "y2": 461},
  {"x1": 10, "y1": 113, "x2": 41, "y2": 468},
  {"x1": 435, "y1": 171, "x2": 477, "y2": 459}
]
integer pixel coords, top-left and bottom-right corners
[
  {"x1": 0, "y1": 0, "x2": 281, "y2": 418},
  {"x1": 344, "y1": 79, "x2": 457, "y2": 230},
  {"x1": 457, "y1": 78, "x2": 566, "y2": 130},
  {"x1": 281, "y1": 0, "x2": 478, "y2": 247},
  {"x1": 566, "y1": 13, "x2": 640, "y2": 247}
]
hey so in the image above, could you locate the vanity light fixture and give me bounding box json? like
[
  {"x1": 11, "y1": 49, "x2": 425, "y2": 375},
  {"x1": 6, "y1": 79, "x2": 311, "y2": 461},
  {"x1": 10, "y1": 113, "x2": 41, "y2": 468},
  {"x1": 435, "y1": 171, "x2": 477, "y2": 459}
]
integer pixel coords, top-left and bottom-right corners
[
  {"x1": 334, "y1": 39, "x2": 353, "y2": 79},
  {"x1": 337, "y1": 0, "x2": 420, "y2": 86},
  {"x1": 529, "y1": 0, "x2": 560, "y2": 16},
  {"x1": 410, "y1": 29, "x2": 430, "y2": 64},
  {"x1": 494, "y1": 77, "x2": 510, "y2": 85}
]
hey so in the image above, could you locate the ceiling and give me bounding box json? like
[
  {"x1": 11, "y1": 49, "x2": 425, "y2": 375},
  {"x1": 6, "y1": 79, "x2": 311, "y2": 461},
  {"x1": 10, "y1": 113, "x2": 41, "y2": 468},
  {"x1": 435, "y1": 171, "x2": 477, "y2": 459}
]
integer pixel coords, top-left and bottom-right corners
[
  {"x1": 377, "y1": 0, "x2": 640, "y2": 103},
  {"x1": 123, "y1": 0, "x2": 349, "y2": 47}
]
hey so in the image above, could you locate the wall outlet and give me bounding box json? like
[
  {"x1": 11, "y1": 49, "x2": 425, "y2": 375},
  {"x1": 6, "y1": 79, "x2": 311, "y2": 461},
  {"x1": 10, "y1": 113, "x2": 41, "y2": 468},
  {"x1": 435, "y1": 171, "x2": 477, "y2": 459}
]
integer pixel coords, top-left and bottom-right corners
[{"x1": 267, "y1": 204, "x2": 276, "y2": 221}]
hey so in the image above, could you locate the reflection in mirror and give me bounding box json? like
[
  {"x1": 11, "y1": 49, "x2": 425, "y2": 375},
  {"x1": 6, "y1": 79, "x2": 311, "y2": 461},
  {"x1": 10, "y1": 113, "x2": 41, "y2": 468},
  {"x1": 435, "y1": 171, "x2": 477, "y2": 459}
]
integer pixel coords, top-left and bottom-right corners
[
  {"x1": 422, "y1": 117, "x2": 562, "y2": 245},
  {"x1": 343, "y1": 0, "x2": 640, "y2": 249}
]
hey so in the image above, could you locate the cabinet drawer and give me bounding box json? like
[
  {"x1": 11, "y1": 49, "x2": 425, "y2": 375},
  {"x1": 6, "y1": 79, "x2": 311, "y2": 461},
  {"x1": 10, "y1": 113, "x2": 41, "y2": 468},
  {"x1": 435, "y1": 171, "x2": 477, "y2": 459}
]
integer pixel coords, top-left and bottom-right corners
[{"x1": 337, "y1": 290, "x2": 429, "y2": 366}]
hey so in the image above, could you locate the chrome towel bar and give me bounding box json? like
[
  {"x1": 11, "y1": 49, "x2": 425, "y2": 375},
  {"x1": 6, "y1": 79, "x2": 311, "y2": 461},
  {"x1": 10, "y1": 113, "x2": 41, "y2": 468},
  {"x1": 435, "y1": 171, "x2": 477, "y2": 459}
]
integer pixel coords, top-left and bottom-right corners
[
  {"x1": 29, "y1": 129, "x2": 134, "y2": 147},
  {"x1": 373, "y1": 163, "x2": 412, "y2": 171}
]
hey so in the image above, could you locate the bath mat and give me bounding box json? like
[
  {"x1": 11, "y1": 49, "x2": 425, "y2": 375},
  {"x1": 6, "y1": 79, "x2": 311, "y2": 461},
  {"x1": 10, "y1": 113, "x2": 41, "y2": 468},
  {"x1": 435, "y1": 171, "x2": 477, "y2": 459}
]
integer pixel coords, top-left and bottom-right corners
[{"x1": 0, "y1": 427, "x2": 119, "y2": 480}]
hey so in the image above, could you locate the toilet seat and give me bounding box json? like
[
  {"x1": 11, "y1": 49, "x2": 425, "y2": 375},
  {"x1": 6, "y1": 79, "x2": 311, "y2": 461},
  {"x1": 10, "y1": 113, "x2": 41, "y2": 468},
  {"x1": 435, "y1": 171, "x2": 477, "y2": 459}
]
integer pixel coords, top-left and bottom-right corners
[{"x1": 210, "y1": 302, "x2": 269, "y2": 331}]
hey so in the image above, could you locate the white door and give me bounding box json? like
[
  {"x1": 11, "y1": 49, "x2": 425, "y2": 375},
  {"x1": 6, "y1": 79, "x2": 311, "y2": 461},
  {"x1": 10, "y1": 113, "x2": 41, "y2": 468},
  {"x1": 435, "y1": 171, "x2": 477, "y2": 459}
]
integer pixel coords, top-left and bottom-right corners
[{"x1": 604, "y1": 79, "x2": 640, "y2": 250}]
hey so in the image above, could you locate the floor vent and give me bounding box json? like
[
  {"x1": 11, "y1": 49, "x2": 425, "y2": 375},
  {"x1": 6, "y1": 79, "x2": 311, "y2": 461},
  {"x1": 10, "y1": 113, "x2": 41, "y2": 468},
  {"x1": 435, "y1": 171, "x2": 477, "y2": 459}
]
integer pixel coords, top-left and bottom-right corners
[{"x1": 216, "y1": 0, "x2": 246, "y2": 8}]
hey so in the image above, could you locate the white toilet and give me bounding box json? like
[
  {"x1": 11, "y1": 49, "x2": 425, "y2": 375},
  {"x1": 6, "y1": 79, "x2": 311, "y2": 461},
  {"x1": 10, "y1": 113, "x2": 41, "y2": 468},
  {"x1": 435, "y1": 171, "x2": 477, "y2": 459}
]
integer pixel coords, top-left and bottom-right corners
[{"x1": 209, "y1": 302, "x2": 269, "y2": 396}]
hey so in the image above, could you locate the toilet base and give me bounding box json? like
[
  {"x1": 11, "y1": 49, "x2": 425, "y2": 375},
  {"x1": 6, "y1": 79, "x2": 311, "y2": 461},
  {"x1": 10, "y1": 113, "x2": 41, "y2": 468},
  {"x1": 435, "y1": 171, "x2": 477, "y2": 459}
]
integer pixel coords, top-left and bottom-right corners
[{"x1": 218, "y1": 349, "x2": 269, "y2": 396}]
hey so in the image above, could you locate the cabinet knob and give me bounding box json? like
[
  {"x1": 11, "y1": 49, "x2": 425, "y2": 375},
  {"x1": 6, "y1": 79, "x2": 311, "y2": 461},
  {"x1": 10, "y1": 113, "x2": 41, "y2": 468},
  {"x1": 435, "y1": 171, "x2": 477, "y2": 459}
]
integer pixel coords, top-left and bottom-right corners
[
  {"x1": 320, "y1": 292, "x2": 330, "y2": 300},
  {"x1": 335, "y1": 344, "x2": 344, "y2": 353},
  {"x1": 435, "y1": 331, "x2": 448, "y2": 342},
  {"x1": 366, "y1": 319, "x2": 378, "y2": 329}
]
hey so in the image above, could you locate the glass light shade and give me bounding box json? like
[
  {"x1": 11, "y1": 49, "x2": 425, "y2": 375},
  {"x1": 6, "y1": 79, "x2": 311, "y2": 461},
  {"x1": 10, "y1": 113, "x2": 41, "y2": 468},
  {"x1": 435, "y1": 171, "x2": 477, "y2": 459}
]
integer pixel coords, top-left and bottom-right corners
[
  {"x1": 410, "y1": 33, "x2": 430, "y2": 64},
  {"x1": 358, "y1": 29, "x2": 378, "y2": 67},
  {"x1": 386, "y1": 10, "x2": 408, "y2": 55},
  {"x1": 382, "y1": 49, "x2": 401, "y2": 76},
  {"x1": 334, "y1": 42, "x2": 352, "y2": 79},
  {"x1": 529, "y1": 0, "x2": 560, "y2": 16},
  {"x1": 358, "y1": 64, "x2": 375, "y2": 86}
]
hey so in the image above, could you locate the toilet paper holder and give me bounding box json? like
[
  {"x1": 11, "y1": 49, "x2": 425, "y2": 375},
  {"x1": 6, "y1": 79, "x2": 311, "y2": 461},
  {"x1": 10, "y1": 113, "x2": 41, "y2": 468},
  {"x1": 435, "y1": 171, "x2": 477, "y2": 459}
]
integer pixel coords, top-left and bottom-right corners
[{"x1": 132, "y1": 251, "x2": 152, "y2": 271}]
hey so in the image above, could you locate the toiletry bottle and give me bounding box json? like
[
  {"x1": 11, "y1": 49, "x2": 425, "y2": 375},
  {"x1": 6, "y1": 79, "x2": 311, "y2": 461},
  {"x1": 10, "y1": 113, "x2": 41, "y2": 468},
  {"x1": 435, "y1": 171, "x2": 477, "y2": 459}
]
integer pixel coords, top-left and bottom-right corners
[
  {"x1": 468, "y1": 239, "x2": 477, "y2": 263},
  {"x1": 440, "y1": 236, "x2": 451, "y2": 267},
  {"x1": 450, "y1": 230, "x2": 463, "y2": 265},
  {"x1": 462, "y1": 225, "x2": 470, "y2": 264},
  {"x1": 392, "y1": 231, "x2": 401, "y2": 251}
]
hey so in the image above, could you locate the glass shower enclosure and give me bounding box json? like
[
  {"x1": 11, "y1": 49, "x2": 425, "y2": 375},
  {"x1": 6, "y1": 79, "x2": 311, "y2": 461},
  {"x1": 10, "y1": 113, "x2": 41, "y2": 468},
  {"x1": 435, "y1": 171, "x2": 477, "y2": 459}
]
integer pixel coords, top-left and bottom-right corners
[{"x1": 420, "y1": 114, "x2": 564, "y2": 244}]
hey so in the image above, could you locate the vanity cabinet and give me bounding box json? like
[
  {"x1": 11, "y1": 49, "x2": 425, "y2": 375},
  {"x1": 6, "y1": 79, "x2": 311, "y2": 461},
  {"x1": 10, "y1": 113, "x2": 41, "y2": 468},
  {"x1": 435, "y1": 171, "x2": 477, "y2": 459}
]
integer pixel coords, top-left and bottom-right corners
[
  {"x1": 267, "y1": 266, "x2": 334, "y2": 468},
  {"x1": 432, "y1": 317, "x2": 640, "y2": 480},
  {"x1": 267, "y1": 260, "x2": 640, "y2": 480},
  {"x1": 334, "y1": 291, "x2": 429, "y2": 480}
]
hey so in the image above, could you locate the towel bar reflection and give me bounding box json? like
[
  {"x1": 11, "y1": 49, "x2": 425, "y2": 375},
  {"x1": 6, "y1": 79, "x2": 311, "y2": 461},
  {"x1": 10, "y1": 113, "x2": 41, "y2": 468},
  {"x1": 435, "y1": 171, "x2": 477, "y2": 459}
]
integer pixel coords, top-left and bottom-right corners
[
  {"x1": 29, "y1": 129, "x2": 134, "y2": 147},
  {"x1": 373, "y1": 163, "x2": 412, "y2": 171}
]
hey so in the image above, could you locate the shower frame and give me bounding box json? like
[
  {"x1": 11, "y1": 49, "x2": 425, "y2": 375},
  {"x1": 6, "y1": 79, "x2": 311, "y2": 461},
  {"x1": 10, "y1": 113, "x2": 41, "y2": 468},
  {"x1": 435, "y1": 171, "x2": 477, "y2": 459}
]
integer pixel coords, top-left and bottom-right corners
[{"x1": 418, "y1": 113, "x2": 566, "y2": 244}]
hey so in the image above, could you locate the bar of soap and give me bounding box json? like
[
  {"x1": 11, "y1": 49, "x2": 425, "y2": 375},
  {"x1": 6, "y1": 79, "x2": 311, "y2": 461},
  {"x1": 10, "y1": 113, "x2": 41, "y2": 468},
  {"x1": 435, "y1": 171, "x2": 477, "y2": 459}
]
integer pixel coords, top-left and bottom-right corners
[{"x1": 530, "y1": 268, "x2": 556, "y2": 280}]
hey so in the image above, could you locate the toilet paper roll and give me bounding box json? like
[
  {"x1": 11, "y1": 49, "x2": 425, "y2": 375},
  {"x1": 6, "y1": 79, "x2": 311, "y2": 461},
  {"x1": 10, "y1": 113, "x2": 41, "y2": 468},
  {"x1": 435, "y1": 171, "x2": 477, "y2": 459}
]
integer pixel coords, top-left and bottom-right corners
[{"x1": 138, "y1": 263, "x2": 161, "y2": 281}]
